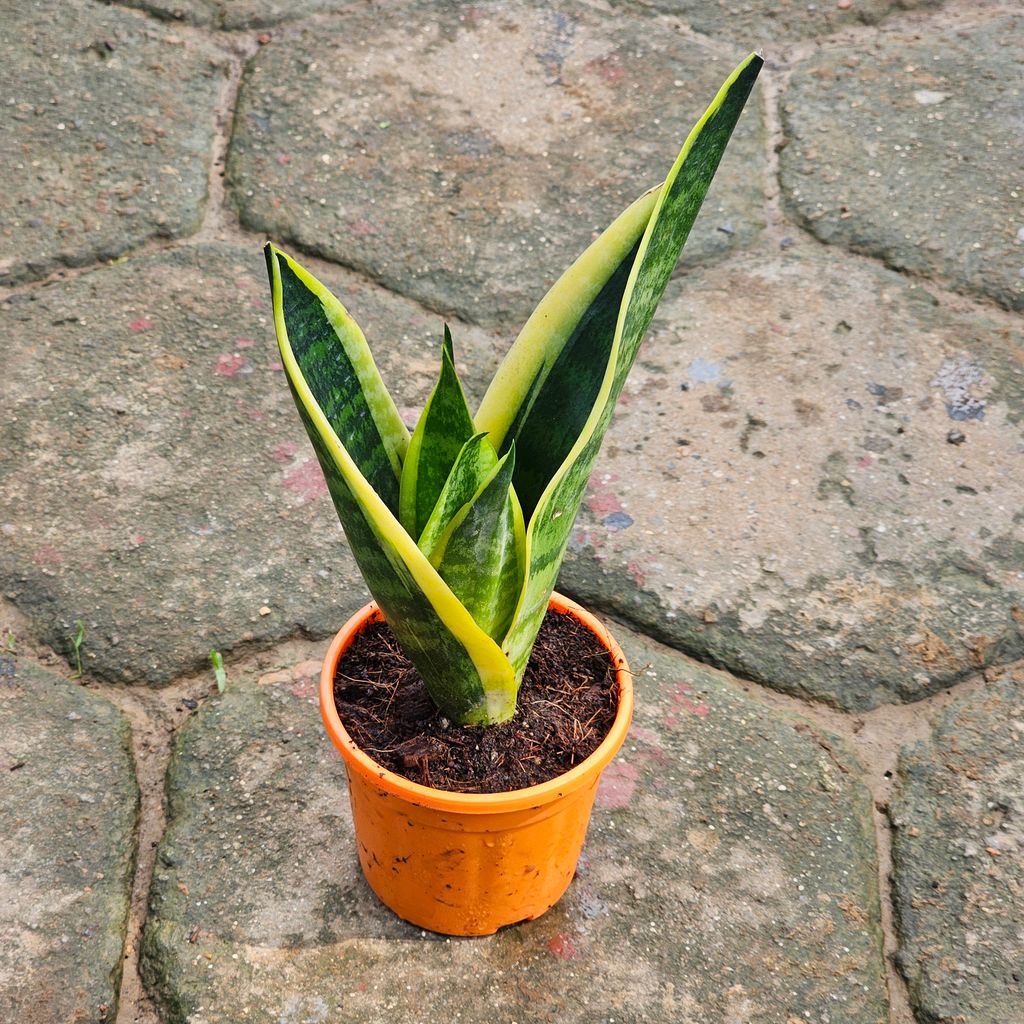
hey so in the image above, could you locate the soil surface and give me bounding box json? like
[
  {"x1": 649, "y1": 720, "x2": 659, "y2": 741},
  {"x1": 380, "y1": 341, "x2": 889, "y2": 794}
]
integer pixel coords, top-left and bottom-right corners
[{"x1": 332, "y1": 610, "x2": 619, "y2": 793}]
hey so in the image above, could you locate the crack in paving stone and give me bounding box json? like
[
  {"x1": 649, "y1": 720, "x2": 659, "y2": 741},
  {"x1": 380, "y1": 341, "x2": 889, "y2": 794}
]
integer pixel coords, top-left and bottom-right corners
[{"x1": 3, "y1": 3, "x2": 1021, "y2": 1022}]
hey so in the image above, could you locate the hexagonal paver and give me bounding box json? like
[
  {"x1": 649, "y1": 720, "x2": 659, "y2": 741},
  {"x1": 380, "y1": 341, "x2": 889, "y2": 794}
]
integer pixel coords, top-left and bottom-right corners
[
  {"x1": 559, "y1": 244, "x2": 1024, "y2": 710},
  {"x1": 0, "y1": 0, "x2": 227, "y2": 285},
  {"x1": 891, "y1": 665, "x2": 1024, "y2": 1024},
  {"x1": 0, "y1": 242, "x2": 501, "y2": 684},
  {"x1": 142, "y1": 620, "x2": 886, "y2": 1023},
  {"x1": 781, "y1": 14, "x2": 1024, "y2": 312},
  {"x1": 227, "y1": 1, "x2": 766, "y2": 326},
  {"x1": 615, "y1": 0, "x2": 944, "y2": 48},
  {"x1": 0, "y1": 659, "x2": 138, "y2": 1023}
]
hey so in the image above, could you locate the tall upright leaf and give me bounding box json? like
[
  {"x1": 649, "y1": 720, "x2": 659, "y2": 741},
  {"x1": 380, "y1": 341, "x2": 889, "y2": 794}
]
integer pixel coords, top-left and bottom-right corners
[
  {"x1": 272, "y1": 249, "x2": 409, "y2": 512},
  {"x1": 500, "y1": 52, "x2": 764, "y2": 675}
]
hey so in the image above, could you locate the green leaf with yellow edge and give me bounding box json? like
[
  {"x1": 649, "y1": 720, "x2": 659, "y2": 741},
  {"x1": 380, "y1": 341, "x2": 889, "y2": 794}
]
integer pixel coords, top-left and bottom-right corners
[
  {"x1": 499, "y1": 52, "x2": 764, "y2": 677},
  {"x1": 265, "y1": 244, "x2": 518, "y2": 725},
  {"x1": 474, "y1": 185, "x2": 659, "y2": 486},
  {"x1": 399, "y1": 325, "x2": 476, "y2": 540},
  {"x1": 269, "y1": 247, "x2": 409, "y2": 512},
  {"x1": 431, "y1": 446, "x2": 525, "y2": 643}
]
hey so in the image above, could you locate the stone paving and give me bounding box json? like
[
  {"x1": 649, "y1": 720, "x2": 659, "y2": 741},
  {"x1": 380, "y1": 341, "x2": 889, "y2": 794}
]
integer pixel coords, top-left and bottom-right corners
[
  {"x1": 1, "y1": 2, "x2": 1022, "y2": 1023},
  {"x1": 0, "y1": 661, "x2": 138, "y2": 1024}
]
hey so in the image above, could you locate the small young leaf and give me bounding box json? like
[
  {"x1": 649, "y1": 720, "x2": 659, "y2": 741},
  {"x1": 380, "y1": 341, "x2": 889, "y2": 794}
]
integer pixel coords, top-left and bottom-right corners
[
  {"x1": 70, "y1": 619, "x2": 85, "y2": 679},
  {"x1": 417, "y1": 432, "x2": 499, "y2": 563},
  {"x1": 433, "y1": 447, "x2": 525, "y2": 643},
  {"x1": 210, "y1": 649, "x2": 227, "y2": 694},
  {"x1": 399, "y1": 326, "x2": 476, "y2": 540}
]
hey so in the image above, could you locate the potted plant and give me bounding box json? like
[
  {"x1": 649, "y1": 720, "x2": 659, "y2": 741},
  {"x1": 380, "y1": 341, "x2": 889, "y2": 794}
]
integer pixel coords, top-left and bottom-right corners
[{"x1": 264, "y1": 52, "x2": 762, "y2": 936}]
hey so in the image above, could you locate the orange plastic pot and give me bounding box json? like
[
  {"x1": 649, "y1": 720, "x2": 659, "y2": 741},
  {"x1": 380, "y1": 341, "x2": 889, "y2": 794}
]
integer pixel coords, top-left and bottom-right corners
[{"x1": 319, "y1": 591, "x2": 633, "y2": 936}]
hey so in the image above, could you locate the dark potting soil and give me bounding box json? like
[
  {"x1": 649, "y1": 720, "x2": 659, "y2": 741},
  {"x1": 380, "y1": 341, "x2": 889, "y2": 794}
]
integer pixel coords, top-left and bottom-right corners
[{"x1": 332, "y1": 609, "x2": 620, "y2": 794}]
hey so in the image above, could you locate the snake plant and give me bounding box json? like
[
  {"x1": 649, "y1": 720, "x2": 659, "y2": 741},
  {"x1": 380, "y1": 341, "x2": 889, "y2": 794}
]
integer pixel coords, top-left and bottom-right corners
[{"x1": 265, "y1": 53, "x2": 762, "y2": 725}]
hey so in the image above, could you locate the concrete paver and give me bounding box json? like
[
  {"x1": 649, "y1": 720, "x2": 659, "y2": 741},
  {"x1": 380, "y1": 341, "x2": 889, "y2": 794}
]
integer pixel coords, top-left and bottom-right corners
[
  {"x1": 142, "y1": 621, "x2": 886, "y2": 1023},
  {"x1": 0, "y1": 0, "x2": 226, "y2": 285},
  {"x1": 0, "y1": 660, "x2": 138, "y2": 1024},
  {"x1": 781, "y1": 13, "x2": 1024, "y2": 312},
  {"x1": 560, "y1": 245, "x2": 1024, "y2": 710},
  {"x1": 227, "y1": 1, "x2": 765, "y2": 326},
  {"x1": 891, "y1": 665, "x2": 1024, "y2": 1024}
]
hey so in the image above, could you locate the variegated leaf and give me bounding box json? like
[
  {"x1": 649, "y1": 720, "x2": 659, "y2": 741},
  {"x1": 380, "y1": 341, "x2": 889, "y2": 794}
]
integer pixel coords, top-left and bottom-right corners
[
  {"x1": 265, "y1": 244, "x2": 518, "y2": 724},
  {"x1": 432, "y1": 446, "x2": 525, "y2": 643},
  {"x1": 417, "y1": 432, "x2": 499, "y2": 563},
  {"x1": 499, "y1": 52, "x2": 764, "y2": 676}
]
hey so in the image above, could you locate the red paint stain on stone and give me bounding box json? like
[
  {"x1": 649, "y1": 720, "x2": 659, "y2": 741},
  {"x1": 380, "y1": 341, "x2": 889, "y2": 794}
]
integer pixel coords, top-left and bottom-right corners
[
  {"x1": 132, "y1": 534, "x2": 146, "y2": 546},
  {"x1": 215, "y1": 353, "x2": 248, "y2": 377},
  {"x1": 586, "y1": 490, "x2": 623, "y2": 516},
  {"x1": 631, "y1": 726, "x2": 661, "y2": 746},
  {"x1": 665, "y1": 681, "x2": 711, "y2": 728},
  {"x1": 547, "y1": 933, "x2": 579, "y2": 960},
  {"x1": 235, "y1": 337, "x2": 256, "y2": 349},
  {"x1": 31, "y1": 545, "x2": 63, "y2": 566},
  {"x1": 627, "y1": 560, "x2": 646, "y2": 587},
  {"x1": 271, "y1": 441, "x2": 300, "y2": 464},
  {"x1": 595, "y1": 760, "x2": 639, "y2": 809},
  {"x1": 348, "y1": 219, "x2": 379, "y2": 237},
  {"x1": 130, "y1": 318, "x2": 153, "y2": 332},
  {"x1": 269, "y1": 360, "x2": 284, "y2": 372},
  {"x1": 634, "y1": 745, "x2": 671, "y2": 774},
  {"x1": 858, "y1": 455, "x2": 873, "y2": 468},
  {"x1": 276, "y1": 153, "x2": 291, "y2": 165},
  {"x1": 283, "y1": 459, "x2": 328, "y2": 503},
  {"x1": 587, "y1": 54, "x2": 625, "y2": 84},
  {"x1": 235, "y1": 399, "x2": 265, "y2": 421}
]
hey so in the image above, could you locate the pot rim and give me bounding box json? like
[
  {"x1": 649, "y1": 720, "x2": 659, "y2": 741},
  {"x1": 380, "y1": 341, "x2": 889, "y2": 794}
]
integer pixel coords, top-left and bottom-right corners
[{"x1": 319, "y1": 591, "x2": 633, "y2": 814}]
